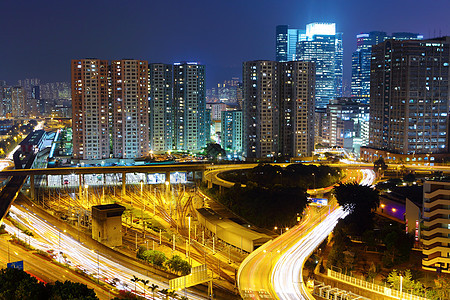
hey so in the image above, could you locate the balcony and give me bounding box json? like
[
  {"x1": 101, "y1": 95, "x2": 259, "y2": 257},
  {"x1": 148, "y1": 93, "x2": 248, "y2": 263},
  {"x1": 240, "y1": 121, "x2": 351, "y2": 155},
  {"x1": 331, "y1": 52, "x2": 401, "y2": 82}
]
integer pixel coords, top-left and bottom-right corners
[
  {"x1": 424, "y1": 188, "x2": 450, "y2": 200},
  {"x1": 423, "y1": 245, "x2": 450, "y2": 256},
  {"x1": 424, "y1": 217, "x2": 450, "y2": 227},
  {"x1": 423, "y1": 199, "x2": 450, "y2": 209}
]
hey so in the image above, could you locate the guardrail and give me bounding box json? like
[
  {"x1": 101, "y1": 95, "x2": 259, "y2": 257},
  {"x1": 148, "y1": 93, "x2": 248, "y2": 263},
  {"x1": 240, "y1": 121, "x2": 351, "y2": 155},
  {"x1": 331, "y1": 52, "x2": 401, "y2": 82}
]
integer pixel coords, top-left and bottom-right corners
[{"x1": 327, "y1": 269, "x2": 429, "y2": 300}]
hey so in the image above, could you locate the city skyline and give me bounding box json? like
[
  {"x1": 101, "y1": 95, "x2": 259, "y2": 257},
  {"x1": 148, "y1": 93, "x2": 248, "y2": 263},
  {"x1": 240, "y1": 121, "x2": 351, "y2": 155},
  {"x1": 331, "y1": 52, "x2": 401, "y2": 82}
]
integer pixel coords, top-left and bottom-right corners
[{"x1": 1, "y1": 0, "x2": 449, "y2": 88}]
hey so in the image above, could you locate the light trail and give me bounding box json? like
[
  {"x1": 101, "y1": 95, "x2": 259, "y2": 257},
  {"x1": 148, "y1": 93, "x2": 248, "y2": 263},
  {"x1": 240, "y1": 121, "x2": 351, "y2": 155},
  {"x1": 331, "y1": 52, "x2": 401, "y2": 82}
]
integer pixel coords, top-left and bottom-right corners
[
  {"x1": 272, "y1": 207, "x2": 349, "y2": 299},
  {"x1": 238, "y1": 168, "x2": 376, "y2": 300},
  {"x1": 5, "y1": 204, "x2": 207, "y2": 300}
]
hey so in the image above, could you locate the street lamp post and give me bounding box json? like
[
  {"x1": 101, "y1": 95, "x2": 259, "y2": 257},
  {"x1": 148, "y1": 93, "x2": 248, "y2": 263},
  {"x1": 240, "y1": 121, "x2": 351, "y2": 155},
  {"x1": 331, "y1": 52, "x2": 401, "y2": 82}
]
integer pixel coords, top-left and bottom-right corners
[
  {"x1": 312, "y1": 173, "x2": 316, "y2": 190},
  {"x1": 188, "y1": 216, "x2": 191, "y2": 263},
  {"x1": 84, "y1": 184, "x2": 89, "y2": 207}
]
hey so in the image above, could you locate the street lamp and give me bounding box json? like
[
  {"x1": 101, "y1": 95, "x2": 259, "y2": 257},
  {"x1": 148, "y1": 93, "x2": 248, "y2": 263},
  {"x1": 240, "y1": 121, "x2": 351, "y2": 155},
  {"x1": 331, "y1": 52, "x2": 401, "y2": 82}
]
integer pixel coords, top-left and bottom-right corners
[
  {"x1": 84, "y1": 184, "x2": 89, "y2": 207},
  {"x1": 312, "y1": 173, "x2": 316, "y2": 190},
  {"x1": 140, "y1": 180, "x2": 144, "y2": 211}
]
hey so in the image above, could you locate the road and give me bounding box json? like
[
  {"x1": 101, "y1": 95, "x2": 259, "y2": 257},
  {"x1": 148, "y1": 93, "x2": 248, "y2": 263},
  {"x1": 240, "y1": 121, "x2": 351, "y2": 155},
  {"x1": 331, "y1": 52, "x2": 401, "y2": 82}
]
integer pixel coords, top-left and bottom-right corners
[
  {"x1": 4, "y1": 203, "x2": 209, "y2": 300},
  {"x1": 0, "y1": 235, "x2": 111, "y2": 300},
  {"x1": 272, "y1": 207, "x2": 349, "y2": 299},
  {"x1": 237, "y1": 168, "x2": 376, "y2": 300}
]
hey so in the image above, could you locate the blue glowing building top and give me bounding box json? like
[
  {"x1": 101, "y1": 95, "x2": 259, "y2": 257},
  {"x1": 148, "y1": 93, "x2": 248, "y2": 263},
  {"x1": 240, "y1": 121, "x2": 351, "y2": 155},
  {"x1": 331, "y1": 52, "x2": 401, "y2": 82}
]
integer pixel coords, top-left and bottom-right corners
[{"x1": 351, "y1": 31, "x2": 423, "y2": 103}]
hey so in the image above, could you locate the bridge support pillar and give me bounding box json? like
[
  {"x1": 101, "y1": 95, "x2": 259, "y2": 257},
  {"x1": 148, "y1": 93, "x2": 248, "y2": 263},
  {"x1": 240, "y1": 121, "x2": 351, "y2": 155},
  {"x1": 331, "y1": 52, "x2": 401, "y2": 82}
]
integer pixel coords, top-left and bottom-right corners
[
  {"x1": 165, "y1": 171, "x2": 170, "y2": 184},
  {"x1": 122, "y1": 172, "x2": 126, "y2": 196},
  {"x1": 78, "y1": 174, "x2": 82, "y2": 200},
  {"x1": 207, "y1": 180, "x2": 212, "y2": 189},
  {"x1": 30, "y1": 175, "x2": 35, "y2": 200}
]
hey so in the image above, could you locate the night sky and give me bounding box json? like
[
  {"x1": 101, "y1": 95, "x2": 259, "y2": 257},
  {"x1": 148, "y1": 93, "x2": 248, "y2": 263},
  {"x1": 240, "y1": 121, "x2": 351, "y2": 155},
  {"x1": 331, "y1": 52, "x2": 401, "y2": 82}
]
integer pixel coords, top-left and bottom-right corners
[{"x1": 1, "y1": 0, "x2": 449, "y2": 88}]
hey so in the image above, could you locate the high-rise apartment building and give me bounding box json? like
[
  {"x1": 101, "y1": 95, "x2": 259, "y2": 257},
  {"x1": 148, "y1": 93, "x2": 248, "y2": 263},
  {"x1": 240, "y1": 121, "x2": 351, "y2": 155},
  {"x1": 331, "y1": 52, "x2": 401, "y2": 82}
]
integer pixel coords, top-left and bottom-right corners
[
  {"x1": 243, "y1": 60, "x2": 315, "y2": 160},
  {"x1": 368, "y1": 37, "x2": 449, "y2": 155},
  {"x1": 148, "y1": 63, "x2": 173, "y2": 153},
  {"x1": 111, "y1": 60, "x2": 149, "y2": 158},
  {"x1": 11, "y1": 86, "x2": 25, "y2": 117},
  {"x1": 221, "y1": 110, "x2": 243, "y2": 156},
  {"x1": 280, "y1": 61, "x2": 316, "y2": 157},
  {"x1": 71, "y1": 59, "x2": 110, "y2": 160},
  {"x1": 351, "y1": 31, "x2": 423, "y2": 103},
  {"x1": 422, "y1": 180, "x2": 450, "y2": 274},
  {"x1": 173, "y1": 62, "x2": 208, "y2": 151},
  {"x1": 243, "y1": 61, "x2": 280, "y2": 159}
]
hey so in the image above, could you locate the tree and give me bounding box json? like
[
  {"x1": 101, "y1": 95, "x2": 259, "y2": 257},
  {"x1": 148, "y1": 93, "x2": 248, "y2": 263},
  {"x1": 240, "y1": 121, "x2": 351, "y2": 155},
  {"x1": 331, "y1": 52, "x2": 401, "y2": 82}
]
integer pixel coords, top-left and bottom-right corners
[
  {"x1": 141, "y1": 250, "x2": 167, "y2": 267},
  {"x1": 333, "y1": 182, "x2": 380, "y2": 235},
  {"x1": 433, "y1": 276, "x2": 450, "y2": 299},
  {"x1": 0, "y1": 267, "x2": 48, "y2": 299},
  {"x1": 386, "y1": 269, "x2": 425, "y2": 297},
  {"x1": 140, "y1": 279, "x2": 149, "y2": 298},
  {"x1": 374, "y1": 157, "x2": 388, "y2": 175},
  {"x1": 149, "y1": 283, "x2": 159, "y2": 300},
  {"x1": 0, "y1": 268, "x2": 98, "y2": 300},
  {"x1": 165, "y1": 255, "x2": 191, "y2": 275},
  {"x1": 168, "y1": 290, "x2": 178, "y2": 300},
  {"x1": 160, "y1": 289, "x2": 169, "y2": 300},
  {"x1": 403, "y1": 172, "x2": 416, "y2": 184},
  {"x1": 204, "y1": 143, "x2": 226, "y2": 161},
  {"x1": 130, "y1": 275, "x2": 140, "y2": 292},
  {"x1": 48, "y1": 280, "x2": 98, "y2": 300}
]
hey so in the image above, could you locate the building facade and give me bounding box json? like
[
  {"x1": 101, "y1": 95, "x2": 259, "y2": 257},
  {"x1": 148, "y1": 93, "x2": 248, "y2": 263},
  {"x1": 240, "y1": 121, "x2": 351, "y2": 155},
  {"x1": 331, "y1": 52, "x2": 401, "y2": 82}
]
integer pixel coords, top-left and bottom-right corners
[
  {"x1": 243, "y1": 61, "x2": 280, "y2": 159},
  {"x1": 422, "y1": 180, "x2": 450, "y2": 274},
  {"x1": 71, "y1": 59, "x2": 110, "y2": 160},
  {"x1": 243, "y1": 60, "x2": 315, "y2": 160},
  {"x1": 148, "y1": 63, "x2": 173, "y2": 152},
  {"x1": 111, "y1": 60, "x2": 149, "y2": 158},
  {"x1": 325, "y1": 98, "x2": 369, "y2": 154},
  {"x1": 369, "y1": 37, "x2": 450, "y2": 155},
  {"x1": 280, "y1": 61, "x2": 316, "y2": 157},
  {"x1": 296, "y1": 23, "x2": 343, "y2": 108},
  {"x1": 276, "y1": 25, "x2": 302, "y2": 62},
  {"x1": 221, "y1": 110, "x2": 243, "y2": 156},
  {"x1": 173, "y1": 62, "x2": 208, "y2": 151},
  {"x1": 351, "y1": 31, "x2": 423, "y2": 103},
  {"x1": 11, "y1": 86, "x2": 25, "y2": 117}
]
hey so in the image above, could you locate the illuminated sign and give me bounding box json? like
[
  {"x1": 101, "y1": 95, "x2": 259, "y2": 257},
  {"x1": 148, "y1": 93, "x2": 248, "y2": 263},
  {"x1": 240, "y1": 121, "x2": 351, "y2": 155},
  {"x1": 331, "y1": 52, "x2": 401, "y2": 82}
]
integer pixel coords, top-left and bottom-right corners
[{"x1": 308, "y1": 198, "x2": 328, "y2": 206}]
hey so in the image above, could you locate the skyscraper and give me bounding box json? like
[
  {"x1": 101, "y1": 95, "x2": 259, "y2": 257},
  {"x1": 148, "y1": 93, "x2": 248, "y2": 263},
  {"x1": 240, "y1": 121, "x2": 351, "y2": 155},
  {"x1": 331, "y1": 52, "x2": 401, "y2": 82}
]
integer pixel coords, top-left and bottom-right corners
[
  {"x1": 368, "y1": 37, "x2": 449, "y2": 155},
  {"x1": 111, "y1": 60, "x2": 149, "y2": 158},
  {"x1": 71, "y1": 59, "x2": 110, "y2": 160},
  {"x1": 351, "y1": 31, "x2": 423, "y2": 103},
  {"x1": 148, "y1": 63, "x2": 173, "y2": 152},
  {"x1": 243, "y1": 60, "x2": 315, "y2": 160},
  {"x1": 173, "y1": 62, "x2": 208, "y2": 151},
  {"x1": 296, "y1": 23, "x2": 343, "y2": 108},
  {"x1": 276, "y1": 25, "x2": 302, "y2": 62}
]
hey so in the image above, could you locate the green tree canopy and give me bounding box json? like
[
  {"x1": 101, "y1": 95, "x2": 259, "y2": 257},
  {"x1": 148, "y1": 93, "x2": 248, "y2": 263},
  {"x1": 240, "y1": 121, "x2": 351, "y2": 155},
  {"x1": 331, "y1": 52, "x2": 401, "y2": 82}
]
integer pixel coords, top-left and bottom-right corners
[
  {"x1": 333, "y1": 182, "x2": 380, "y2": 235},
  {"x1": 374, "y1": 157, "x2": 388, "y2": 174},
  {"x1": 48, "y1": 280, "x2": 98, "y2": 300},
  {"x1": 0, "y1": 268, "x2": 98, "y2": 300},
  {"x1": 165, "y1": 255, "x2": 191, "y2": 275},
  {"x1": 204, "y1": 143, "x2": 226, "y2": 160}
]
